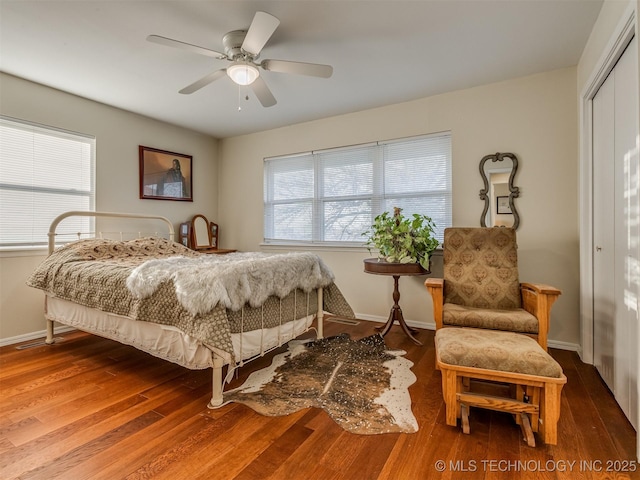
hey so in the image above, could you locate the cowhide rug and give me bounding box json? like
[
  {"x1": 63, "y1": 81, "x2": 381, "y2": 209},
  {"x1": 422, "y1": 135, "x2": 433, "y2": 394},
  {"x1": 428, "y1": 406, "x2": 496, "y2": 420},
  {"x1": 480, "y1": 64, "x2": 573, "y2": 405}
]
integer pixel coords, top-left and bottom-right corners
[{"x1": 222, "y1": 333, "x2": 418, "y2": 435}]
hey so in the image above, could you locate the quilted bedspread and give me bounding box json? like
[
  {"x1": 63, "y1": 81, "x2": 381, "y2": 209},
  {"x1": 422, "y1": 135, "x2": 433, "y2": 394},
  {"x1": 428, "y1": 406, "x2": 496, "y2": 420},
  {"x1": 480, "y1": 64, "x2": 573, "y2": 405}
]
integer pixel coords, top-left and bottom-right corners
[{"x1": 26, "y1": 237, "x2": 354, "y2": 361}]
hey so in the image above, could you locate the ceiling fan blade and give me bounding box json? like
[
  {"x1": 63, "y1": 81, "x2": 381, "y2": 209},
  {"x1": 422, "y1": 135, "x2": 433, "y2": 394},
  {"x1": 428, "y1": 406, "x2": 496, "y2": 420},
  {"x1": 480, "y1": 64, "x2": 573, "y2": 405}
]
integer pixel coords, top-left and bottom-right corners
[
  {"x1": 147, "y1": 35, "x2": 226, "y2": 59},
  {"x1": 179, "y1": 69, "x2": 227, "y2": 94},
  {"x1": 241, "y1": 11, "x2": 280, "y2": 56},
  {"x1": 261, "y1": 59, "x2": 333, "y2": 78},
  {"x1": 251, "y1": 76, "x2": 277, "y2": 107}
]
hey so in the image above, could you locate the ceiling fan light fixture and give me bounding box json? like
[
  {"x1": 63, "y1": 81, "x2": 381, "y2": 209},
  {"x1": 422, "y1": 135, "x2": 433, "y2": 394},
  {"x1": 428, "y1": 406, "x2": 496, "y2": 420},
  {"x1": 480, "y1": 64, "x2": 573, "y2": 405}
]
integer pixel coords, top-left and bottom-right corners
[{"x1": 227, "y1": 62, "x2": 259, "y2": 85}]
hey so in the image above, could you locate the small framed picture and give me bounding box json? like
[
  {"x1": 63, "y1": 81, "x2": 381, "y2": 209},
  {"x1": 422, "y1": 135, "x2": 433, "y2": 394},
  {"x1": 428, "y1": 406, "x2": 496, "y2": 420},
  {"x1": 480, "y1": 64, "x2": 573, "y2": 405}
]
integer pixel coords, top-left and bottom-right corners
[
  {"x1": 210, "y1": 222, "x2": 218, "y2": 249},
  {"x1": 496, "y1": 196, "x2": 512, "y2": 214},
  {"x1": 139, "y1": 146, "x2": 193, "y2": 201},
  {"x1": 179, "y1": 222, "x2": 191, "y2": 248}
]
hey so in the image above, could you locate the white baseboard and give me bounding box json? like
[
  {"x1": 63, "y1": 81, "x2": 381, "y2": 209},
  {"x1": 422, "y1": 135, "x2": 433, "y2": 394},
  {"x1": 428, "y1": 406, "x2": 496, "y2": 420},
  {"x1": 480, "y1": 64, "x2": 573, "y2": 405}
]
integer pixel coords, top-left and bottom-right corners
[
  {"x1": 547, "y1": 339, "x2": 580, "y2": 352},
  {"x1": 2, "y1": 317, "x2": 581, "y2": 353},
  {"x1": 353, "y1": 313, "x2": 580, "y2": 352},
  {"x1": 355, "y1": 312, "x2": 436, "y2": 331},
  {"x1": 0, "y1": 325, "x2": 76, "y2": 347}
]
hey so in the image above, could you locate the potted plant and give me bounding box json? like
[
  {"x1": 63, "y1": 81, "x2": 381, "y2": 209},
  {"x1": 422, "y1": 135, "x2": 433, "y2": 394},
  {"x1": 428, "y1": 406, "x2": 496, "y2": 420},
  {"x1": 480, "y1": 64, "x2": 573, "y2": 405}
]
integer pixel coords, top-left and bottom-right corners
[{"x1": 363, "y1": 207, "x2": 439, "y2": 270}]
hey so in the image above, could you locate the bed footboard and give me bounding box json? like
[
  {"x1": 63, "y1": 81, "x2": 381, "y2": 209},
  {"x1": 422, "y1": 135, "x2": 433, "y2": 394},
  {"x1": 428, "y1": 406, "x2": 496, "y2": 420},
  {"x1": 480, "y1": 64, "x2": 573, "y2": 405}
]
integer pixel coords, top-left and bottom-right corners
[{"x1": 207, "y1": 287, "x2": 325, "y2": 409}]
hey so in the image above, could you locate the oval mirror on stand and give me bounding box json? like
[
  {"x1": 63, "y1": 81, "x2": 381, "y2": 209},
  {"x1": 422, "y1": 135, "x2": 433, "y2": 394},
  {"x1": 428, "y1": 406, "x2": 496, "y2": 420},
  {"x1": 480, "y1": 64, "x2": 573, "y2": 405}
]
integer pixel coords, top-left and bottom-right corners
[{"x1": 479, "y1": 152, "x2": 520, "y2": 229}]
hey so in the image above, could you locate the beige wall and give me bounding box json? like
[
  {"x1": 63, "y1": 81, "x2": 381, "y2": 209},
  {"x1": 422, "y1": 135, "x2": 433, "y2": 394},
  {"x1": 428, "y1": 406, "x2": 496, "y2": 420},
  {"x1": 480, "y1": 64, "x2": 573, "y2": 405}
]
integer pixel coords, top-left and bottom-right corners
[
  {"x1": 219, "y1": 67, "x2": 580, "y2": 348},
  {"x1": 0, "y1": 73, "x2": 218, "y2": 342},
  {"x1": 0, "y1": 68, "x2": 582, "y2": 348}
]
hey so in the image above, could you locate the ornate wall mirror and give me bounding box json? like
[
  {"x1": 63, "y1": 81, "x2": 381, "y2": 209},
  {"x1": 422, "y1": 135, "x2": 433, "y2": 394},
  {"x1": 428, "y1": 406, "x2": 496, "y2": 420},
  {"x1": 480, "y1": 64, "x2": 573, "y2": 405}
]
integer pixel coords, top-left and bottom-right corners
[{"x1": 479, "y1": 152, "x2": 520, "y2": 229}]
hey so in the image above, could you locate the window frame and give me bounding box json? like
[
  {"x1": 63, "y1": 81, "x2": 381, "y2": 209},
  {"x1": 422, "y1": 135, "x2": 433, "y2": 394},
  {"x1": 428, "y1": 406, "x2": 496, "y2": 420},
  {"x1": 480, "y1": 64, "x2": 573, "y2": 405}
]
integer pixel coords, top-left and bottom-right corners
[
  {"x1": 263, "y1": 131, "x2": 452, "y2": 247},
  {"x1": 0, "y1": 115, "x2": 96, "y2": 252}
]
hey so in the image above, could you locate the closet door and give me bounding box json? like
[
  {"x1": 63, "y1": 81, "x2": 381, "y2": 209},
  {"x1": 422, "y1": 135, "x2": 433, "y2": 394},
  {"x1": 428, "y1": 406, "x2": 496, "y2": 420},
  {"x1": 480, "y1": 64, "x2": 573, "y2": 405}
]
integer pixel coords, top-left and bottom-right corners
[
  {"x1": 613, "y1": 35, "x2": 638, "y2": 428},
  {"x1": 592, "y1": 36, "x2": 639, "y2": 429},
  {"x1": 592, "y1": 71, "x2": 615, "y2": 393}
]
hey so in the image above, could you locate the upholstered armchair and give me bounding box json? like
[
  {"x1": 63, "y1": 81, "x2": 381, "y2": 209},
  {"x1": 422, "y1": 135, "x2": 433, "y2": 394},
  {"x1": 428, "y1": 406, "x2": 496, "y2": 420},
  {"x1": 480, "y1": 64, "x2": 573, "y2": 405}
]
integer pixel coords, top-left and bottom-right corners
[{"x1": 424, "y1": 227, "x2": 561, "y2": 350}]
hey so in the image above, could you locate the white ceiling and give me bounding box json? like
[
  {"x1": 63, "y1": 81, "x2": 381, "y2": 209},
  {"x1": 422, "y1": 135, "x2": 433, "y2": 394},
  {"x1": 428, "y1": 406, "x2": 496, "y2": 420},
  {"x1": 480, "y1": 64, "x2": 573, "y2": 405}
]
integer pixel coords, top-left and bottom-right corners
[{"x1": 0, "y1": 1, "x2": 603, "y2": 139}]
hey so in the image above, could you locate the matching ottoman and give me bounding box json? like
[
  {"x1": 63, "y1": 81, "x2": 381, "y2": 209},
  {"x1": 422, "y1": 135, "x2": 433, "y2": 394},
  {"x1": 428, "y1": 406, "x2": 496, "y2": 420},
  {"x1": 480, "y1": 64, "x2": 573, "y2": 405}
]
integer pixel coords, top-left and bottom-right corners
[{"x1": 435, "y1": 327, "x2": 567, "y2": 446}]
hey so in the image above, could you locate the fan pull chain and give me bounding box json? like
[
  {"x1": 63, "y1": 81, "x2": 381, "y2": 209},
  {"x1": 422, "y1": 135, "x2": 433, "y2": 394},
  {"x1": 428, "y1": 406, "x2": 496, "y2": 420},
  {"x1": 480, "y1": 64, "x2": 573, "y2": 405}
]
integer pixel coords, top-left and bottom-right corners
[{"x1": 237, "y1": 84, "x2": 251, "y2": 111}]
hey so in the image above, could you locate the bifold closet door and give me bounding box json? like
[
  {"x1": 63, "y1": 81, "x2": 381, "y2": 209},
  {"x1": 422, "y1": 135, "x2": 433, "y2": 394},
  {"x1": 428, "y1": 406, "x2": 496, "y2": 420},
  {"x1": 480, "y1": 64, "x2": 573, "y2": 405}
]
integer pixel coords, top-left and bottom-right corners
[
  {"x1": 592, "y1": 35, "x2": 639, "y2": 430},
  {"x1": 592, "y1": 68, "x2": 615, "y2": 394}
]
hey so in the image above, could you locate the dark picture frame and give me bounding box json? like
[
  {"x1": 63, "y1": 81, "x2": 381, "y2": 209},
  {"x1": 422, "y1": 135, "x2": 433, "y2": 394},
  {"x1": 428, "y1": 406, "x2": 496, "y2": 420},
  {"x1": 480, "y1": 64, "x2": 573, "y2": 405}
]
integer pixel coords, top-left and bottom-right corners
[
  {"x1": 210, "y1": 222, "x2": 218, "y2": 249},
  {"x1": 178, "y1": 222, "x2": 191, "y2": 247},
  {"x1": 139, "y1": 146, "x2": 193, "y2": 201},
  {"x1": 496, "y1": 195, "x2": 512, "y2": 214}
]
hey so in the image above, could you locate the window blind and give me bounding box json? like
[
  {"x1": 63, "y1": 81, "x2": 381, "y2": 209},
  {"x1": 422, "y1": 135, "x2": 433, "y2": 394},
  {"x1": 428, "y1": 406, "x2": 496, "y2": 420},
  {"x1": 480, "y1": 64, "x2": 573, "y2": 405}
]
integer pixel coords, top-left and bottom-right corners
[
  {"x1": 0, "y1": 116, "x2": 95, "y2": 248},
  {"x1": 264, "y1": 132, "x2": 451, "y2": 245},
  {"x1": 264, "y1": 153, "x2": 314, "y2": 242},
  {"x1": 380, "y1": 134, "x2": 452, "y2": 243}
]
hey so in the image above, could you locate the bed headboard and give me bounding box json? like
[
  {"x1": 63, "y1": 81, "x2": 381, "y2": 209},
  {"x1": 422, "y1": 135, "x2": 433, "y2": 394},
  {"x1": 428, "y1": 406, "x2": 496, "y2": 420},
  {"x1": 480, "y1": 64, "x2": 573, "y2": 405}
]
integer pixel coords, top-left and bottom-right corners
[{"x1": 48, "y1": 211, "x2": 175, "y2": 254}]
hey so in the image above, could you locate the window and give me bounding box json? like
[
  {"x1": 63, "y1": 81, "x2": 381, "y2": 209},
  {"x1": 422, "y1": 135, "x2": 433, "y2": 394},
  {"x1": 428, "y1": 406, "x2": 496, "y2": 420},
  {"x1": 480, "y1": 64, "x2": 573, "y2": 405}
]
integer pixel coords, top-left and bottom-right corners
[
  {"x1": 0, "y1": 116, "x2": 95, "y2": 248},
  {"x1": 264, "y1": 132, "x2": 451, "y2": 245}
]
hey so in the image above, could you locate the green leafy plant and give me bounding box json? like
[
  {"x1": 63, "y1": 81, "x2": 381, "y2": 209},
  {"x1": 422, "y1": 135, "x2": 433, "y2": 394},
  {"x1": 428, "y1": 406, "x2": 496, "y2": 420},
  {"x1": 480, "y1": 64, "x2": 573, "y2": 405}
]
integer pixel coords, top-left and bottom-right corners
[{"x1": 363, "y1": 207, "x2": 439, "y2": 270}]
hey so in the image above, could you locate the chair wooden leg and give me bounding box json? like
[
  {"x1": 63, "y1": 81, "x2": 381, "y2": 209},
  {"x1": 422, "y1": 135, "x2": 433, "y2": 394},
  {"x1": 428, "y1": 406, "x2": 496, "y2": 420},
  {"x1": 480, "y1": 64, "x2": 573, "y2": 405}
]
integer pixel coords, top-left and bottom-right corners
[
  {"x1": 461, "y1": 404, "x2": 470, "y2": 434},
  {"x1": 540, "y1": 382, "x2": 562, "y2": 445},
  {"x1": 519, "y1": 413, "x2": 536, "y2": 447},
  {"x1": 442, "y1": 368, "x2": 459, "y2": 426},
  {"x1": 515, "y1": 385, "x2": 525, "y2": 426},
  {"x1": 528, "y1": 386, "x2": 540, "y2": 432}
]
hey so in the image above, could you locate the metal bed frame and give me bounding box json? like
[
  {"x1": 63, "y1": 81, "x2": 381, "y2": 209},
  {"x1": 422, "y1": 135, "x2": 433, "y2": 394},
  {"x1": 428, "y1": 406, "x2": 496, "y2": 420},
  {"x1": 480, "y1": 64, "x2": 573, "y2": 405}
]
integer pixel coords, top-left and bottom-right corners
[{"x1": 43, "y1": 210, "x2": 324, "y2": 407}]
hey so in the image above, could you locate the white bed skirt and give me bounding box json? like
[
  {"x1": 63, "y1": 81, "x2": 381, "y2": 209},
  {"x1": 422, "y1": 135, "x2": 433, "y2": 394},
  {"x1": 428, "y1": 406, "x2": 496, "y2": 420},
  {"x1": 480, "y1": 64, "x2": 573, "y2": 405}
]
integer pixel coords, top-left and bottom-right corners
[{"x1": 45, "y1": 296, "x2": 314, "y2": 370}]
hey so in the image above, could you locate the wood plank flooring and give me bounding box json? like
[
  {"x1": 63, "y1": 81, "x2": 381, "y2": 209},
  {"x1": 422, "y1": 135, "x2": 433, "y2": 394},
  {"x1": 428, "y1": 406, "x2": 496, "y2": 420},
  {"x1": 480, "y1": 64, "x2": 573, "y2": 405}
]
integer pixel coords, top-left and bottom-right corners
[{"x1": 1, "y1": 320, "x2": 638, "y2": 480}]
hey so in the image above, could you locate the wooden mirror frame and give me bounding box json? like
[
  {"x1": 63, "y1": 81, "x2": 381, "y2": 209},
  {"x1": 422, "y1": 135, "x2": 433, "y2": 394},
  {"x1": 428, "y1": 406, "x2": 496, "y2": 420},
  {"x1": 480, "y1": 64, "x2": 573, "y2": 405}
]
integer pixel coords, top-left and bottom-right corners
[
  {"x1": 479, "y1": 152, "x2": 520, "y2": 229},
  {"x1": 191, "y1": 214, "x2": 213, "y2": 250}
]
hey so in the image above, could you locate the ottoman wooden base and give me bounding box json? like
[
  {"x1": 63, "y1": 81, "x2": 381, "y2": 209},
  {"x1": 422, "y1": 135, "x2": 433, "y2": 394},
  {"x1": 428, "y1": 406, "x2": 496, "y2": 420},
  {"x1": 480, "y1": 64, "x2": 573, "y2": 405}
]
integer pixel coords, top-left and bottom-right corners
[{"x1": 435, "y1": 328, "x2": 567, "y2": 446}]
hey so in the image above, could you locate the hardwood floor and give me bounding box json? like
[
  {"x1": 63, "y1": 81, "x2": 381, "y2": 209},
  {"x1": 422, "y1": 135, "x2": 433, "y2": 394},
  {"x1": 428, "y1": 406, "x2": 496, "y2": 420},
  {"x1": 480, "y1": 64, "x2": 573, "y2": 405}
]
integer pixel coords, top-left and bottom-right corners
[{"x1": 1, "y1": 320, "x2": 638, "y2": 480}]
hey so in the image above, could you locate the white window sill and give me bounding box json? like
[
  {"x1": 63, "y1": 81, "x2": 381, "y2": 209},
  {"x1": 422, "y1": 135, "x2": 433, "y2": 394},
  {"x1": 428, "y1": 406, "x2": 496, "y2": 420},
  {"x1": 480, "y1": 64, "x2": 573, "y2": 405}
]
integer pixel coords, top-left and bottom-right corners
[
  {"x1": 260, "y1": 242, "x2": 372, "y2": 253},
  {"x1": 260, "y1": 242, "x2": 443, "y2": 256}
]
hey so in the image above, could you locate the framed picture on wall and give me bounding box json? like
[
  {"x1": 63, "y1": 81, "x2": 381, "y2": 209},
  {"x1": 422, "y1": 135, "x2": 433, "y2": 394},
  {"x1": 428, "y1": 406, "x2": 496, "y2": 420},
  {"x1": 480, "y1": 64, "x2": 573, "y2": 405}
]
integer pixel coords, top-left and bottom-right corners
[
  {"x1": 496, "y1": 196, "x2": 512, "y2": 214},
  {"x1": 139, "y1": 146, "x2": 193, "y2": 201}
]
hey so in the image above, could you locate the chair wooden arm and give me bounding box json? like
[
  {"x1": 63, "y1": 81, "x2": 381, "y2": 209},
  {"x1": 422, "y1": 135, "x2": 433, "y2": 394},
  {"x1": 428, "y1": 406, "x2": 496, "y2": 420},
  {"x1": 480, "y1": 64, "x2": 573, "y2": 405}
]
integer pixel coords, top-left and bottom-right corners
[
  {"x1": 520, "y1": 283, "x2": 562, "y2": 297},
  {"x1": 425, "y1": 278, "x2": 445, "y2": 329},
  {"x1": 520, "y1": 283, "x2": 562, "y2": 351}
]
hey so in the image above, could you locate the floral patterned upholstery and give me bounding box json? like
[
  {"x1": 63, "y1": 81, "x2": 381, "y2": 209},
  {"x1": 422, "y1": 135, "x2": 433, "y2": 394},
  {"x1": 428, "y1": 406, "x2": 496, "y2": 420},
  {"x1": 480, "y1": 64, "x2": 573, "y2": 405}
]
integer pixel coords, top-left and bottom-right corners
[
  {"x1": 435, "y1": 327, "x2": 563, "y2": 378},
  {"x1": 443, "y1": 303, "x2": 538, "y2": 333},
  {"x1": 444, "y1": 227, "x2": 520, "y2": 308},
  {"x1": 441, "y1": 227, "x2": 538, "y2": 334}
]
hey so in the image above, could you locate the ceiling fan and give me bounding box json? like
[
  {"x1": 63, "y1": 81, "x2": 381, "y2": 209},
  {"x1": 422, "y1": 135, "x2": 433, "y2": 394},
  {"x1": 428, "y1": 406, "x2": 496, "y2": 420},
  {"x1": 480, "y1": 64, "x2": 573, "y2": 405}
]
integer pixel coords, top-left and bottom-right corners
[{"x1": 147, "y1": 11, "x2": 333, "y2": 107}]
